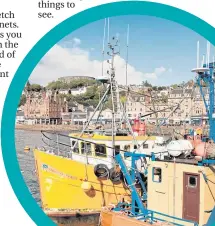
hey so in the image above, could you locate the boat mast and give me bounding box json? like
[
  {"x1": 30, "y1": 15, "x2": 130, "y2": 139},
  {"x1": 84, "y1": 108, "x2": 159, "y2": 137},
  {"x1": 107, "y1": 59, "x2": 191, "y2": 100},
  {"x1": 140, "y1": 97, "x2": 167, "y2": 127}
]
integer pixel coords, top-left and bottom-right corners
[
  {"x1": 101, "y1": 18, "x2": 107, "y2": 78},
  {"x1": 124, "y1": 24, "x2": 129, "y2": 114},
  {"x1": 125, "y1": 24, "x2": 129, "y2": 87},
  {"x1": 107, "y1": 36, "x2": 120, "y2": 151}
]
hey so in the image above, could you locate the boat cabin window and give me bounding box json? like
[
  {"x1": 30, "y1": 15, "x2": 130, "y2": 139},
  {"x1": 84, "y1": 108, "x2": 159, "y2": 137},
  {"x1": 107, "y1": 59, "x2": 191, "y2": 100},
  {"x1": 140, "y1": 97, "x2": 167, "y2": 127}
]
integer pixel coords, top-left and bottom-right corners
[
  {"x1": 95, "y1": 144, "x2": 107, "y2": 157},
  {"x1": 71, "y1": 141, "x2": 79, "y2": 153},
  {"x1": 81, "y1": 142, "x2": 92, "y2": 156},
  {"x1": 134, "y1": 145, "x2": 138, "y2": 150},
  {"x1": 124, "y1": 145, "x2": 130, "y2": 152},
  {"x1": 188, "y1": 176, "x2": 197, "y2": 188},
  {"x1": 153, "y1": 167, "x2": 162, "y2": 183},
  {"x1": 114, "y1": 145, "x2": 120, "y2": 156},
  {"x1": 124, "y1": 145, "x2": 131, "y2": 159}
]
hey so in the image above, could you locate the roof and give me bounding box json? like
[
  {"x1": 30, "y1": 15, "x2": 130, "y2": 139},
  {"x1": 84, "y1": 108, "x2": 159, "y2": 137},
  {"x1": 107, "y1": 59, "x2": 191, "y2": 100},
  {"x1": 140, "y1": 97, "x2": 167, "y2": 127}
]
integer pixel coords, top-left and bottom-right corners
[
  {"x1": 185, "y1": 89, "x2": 193, "y2": 94},
  {"x1": 170, "y1": 89, "x2": 183, "y2": 94},
  {"x1": 68, "y1": 102, "x2": 77, "y2": 107},
  {"x1": 87, "y1": 106, "x2": 95, "y2": 112},
  {"x1": 69, "y1": 133, "x2": 157, "y2": 141},
  {"x1": 16, "y1": 111, "x2": 24, "y2": 116}
]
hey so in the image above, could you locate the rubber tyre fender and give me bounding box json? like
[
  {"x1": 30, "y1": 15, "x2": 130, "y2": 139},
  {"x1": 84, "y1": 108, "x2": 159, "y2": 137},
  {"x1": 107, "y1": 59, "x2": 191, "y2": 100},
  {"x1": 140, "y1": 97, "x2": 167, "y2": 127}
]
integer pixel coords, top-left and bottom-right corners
[
  {"x1": 94, "y1": 164, "x2": 110, "y2": 179},
  {"x1": 109, "y1": 167, "x2": 122, "y2": 183}
]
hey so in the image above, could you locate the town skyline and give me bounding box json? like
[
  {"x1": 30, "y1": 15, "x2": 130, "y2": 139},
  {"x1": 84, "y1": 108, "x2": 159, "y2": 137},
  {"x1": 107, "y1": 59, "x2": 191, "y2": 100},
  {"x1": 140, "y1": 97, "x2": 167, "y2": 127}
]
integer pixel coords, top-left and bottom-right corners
[{"x1": 29, "y1": 15, "x2": 212, "y2": 87}]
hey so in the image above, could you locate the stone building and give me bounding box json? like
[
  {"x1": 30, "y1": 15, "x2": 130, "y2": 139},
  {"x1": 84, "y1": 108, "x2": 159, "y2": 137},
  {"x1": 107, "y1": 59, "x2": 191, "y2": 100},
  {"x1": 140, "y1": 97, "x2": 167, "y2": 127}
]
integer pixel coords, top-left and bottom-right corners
[
  {"x1": 126, "y1": 95, "x2": 145, "y2": 119},
  {"x1": 168, "y1": 87, "x2": 209, "y2": 125},
  {"x1": 24, "y1": 91, "x2": 68, "y2": 124},
  {"x1": 145, "y1": 102, "x2": 170, "y2": 124},
  {"x1": 168, "y1": 88, "x2": 193, "y2": 125}
]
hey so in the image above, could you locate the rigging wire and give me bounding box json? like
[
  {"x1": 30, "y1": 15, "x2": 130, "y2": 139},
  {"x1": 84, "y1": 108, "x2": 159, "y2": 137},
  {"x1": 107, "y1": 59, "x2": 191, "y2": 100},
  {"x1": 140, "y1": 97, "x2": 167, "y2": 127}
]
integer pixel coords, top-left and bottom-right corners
[{"x1": 125, "y1": 24, "x2": 129, "y2": 87}]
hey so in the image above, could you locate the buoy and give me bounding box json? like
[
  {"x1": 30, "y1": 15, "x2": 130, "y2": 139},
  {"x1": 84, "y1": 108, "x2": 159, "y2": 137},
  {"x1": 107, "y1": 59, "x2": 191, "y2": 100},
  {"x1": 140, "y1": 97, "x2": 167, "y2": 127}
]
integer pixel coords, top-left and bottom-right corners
[
  {"x1": 194, "y1": 142, "x2": 208, "y2": 157},
  {"x1": 24, "y1": 146, "x2": 30, "y2": 153},
  {"x1": 81, "y1": 181, "x2": 92, "y2": 192}
]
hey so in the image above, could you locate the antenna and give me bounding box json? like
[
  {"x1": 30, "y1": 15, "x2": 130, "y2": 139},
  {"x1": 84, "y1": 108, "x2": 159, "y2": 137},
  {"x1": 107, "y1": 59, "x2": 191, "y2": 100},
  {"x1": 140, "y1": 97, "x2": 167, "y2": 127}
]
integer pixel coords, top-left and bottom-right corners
[
  {"x1": 213, "y1": 56, "x2": 215, "y2": 69},
  {"x1": 206, "y1": 42, "x2": 208, "y2": 67},
  {"x1": 101, "y1": 18, "x2": 107, "y2": 77},
  {"x1": 202, "y1": 54, "x2": 205, "y2": 67},
  {"x1": 107, "y1": 18, "x2": 110, "y2": 44},
  {"x1": 207, "y1": 41, "x2": 210, "y2": 68},
  {"x1": 126, "y1": 24, "x2": 129, "y2": 86},
  {"x1": 197, "y1": 41, "x2": 199, "y2": 68}
]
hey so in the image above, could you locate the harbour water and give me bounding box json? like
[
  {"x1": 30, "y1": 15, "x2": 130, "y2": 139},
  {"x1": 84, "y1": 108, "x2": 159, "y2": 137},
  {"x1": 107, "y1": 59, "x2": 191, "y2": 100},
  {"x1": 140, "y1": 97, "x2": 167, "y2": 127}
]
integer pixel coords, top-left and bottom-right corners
[
  {"x1": 15, "y1": 129, "x2": 73, "y2": 206},
  {"x1": 15, "y1": 129, "x2": 43, "y2": 206}
]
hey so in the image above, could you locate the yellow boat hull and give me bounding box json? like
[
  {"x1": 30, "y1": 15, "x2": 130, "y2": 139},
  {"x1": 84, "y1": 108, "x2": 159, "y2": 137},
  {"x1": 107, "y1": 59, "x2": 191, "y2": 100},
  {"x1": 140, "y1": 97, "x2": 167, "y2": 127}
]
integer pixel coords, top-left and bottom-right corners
[{"x1": 34, "y1": 149, "x2": 130, "y2": 213}]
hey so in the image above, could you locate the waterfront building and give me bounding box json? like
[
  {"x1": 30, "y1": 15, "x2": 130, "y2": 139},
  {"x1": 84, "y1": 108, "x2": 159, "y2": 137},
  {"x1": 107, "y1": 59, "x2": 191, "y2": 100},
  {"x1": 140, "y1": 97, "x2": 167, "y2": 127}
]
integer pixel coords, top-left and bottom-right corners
[
  {"x1": 24, "y1": 91, "x2": 68, "y2": 124},
  {"x1": 16, "y1": 111, "x2": 25, "y2": 124}
]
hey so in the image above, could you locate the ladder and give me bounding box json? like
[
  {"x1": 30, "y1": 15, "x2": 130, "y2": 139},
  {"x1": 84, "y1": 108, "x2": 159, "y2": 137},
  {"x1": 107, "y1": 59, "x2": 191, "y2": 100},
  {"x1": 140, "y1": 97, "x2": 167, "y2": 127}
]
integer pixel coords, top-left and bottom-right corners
[{"x1": 115, "y1": 153, "x2": 148, "y2": 216}]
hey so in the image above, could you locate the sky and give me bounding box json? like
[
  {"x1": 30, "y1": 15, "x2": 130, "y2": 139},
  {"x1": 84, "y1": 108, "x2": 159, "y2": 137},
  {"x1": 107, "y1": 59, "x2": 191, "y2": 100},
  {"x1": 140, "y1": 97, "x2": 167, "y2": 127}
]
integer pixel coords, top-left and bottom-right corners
[{"x1": 30, "y1": 15, "x2": 213, "y2": 86}]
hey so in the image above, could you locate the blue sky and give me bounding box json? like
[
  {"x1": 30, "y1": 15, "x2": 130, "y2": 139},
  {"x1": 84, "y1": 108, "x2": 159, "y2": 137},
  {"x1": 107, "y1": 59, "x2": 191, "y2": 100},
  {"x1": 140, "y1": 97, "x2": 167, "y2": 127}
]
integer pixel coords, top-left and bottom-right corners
[{"x1": 31, "y1": 15, "x2": 212, "y2": 86}]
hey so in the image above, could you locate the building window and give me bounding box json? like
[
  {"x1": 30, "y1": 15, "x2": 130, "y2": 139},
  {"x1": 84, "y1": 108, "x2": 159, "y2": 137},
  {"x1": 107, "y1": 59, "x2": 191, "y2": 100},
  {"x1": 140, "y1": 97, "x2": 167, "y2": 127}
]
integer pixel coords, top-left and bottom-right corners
[
  {"x1": 81, "y1": 142, "x2": 92, "y2": 155},
  {"x1": 153, "y1": 167, "x2": 162, "y2": 183},
  {"x1": 95, "y1": 144, "x2": 107, "y2": 157},
  {"x1": 188, "y1": 176, "x2": 197, "y2": 188},
  {"x1": 142, "y1": 143, "x2": 148, "y2": 149}
]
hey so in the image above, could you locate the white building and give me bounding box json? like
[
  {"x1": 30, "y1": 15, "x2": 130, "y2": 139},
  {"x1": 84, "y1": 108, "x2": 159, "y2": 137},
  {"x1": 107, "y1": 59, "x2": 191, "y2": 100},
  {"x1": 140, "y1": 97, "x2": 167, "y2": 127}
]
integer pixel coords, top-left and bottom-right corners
[
  {"x1": 70, "y1": 87, "x2": 87, "y2": 96},
  {"x1": 16, "y1": 111, "x2": 25, "y2": 124}
]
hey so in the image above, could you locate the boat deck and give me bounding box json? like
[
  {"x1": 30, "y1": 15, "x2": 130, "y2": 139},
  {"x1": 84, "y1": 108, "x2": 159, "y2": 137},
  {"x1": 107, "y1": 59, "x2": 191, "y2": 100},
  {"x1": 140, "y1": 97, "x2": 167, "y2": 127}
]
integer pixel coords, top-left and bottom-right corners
[{"x1": 100, "y1": 210, "x2": 173, "y2": 226}]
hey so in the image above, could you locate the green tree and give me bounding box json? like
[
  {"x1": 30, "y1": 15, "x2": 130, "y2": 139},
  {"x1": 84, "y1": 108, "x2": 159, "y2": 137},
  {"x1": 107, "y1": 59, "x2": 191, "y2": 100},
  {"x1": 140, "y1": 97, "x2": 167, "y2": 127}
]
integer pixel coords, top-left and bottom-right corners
[
  {"x1": 30, "y1": 84, "x2": 43, "y2": 92},
  {"x1": 19, "y1": 95, "x2": 26, "y2": 107},
  {"x1": 142, "y1": 80, "x2": 152, "y2": 87}
]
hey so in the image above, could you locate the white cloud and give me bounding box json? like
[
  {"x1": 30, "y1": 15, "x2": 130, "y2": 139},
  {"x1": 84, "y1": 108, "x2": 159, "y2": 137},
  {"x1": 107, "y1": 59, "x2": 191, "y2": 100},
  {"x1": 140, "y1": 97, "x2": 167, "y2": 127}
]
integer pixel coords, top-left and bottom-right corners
[
  {"x1": 72, "y1": 38, "x2": 81, "y2": 47},
  {"x1": 60, "y1": 37, "x2": 81, "y2": 48},
  {"x1": 29, "y1": 42, "x2": 171, "y2": 86},
  {"x1": 143, "y1": 66, "x2": 170, "y2": 80}
]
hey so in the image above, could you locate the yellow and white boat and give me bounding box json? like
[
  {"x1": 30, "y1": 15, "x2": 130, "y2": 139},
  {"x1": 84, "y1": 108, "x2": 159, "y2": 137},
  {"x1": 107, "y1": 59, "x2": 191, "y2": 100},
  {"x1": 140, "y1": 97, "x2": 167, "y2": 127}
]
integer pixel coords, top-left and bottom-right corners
[
  {"x1": 34, "y1": 132, "x2": 161, "y2": 214},
  {"x1": 32, "y1": 36, "x2": 174, "y2": 224}
]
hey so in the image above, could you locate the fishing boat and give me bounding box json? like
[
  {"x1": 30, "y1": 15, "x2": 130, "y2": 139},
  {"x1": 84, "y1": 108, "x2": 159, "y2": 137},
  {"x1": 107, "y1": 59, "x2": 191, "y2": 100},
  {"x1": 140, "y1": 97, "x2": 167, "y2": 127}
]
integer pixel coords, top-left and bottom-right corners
[
  {"x1": 99, "y1": 43, "x2": 215, "y2": 226},
  {"x1": 32, "y1": 26, "x2": 176, "y2": 224}
]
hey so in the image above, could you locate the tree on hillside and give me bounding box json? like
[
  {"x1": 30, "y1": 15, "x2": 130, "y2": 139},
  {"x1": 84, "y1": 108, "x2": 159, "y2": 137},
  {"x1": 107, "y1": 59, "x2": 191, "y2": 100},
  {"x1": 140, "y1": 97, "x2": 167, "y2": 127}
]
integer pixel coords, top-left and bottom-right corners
[
  {"x1": 19, "y1": 95, "x2": 26, "y2": 107},
  {"x1": 142, "y1": 80, "x2": 152, "y2": 87},
  {"x1": 171, "y1": 84, "x2": 178, "y2": 89},
  {"x1": 30, "y1": 84, "x2": 43, "y2": 92},
  {"x1": 47, "y1": 81, "x2": 68, "y2": 90},
  {"x1": 152, "y1": 86, "x2": 158, "y2": 91}
]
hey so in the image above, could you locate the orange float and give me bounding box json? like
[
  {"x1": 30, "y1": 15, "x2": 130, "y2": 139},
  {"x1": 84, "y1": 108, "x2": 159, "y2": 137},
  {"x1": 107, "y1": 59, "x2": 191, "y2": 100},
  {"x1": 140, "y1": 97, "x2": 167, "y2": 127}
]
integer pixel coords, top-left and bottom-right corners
[{"x1": 194, "y1": 142, "x2": 208, "y2": 157}]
